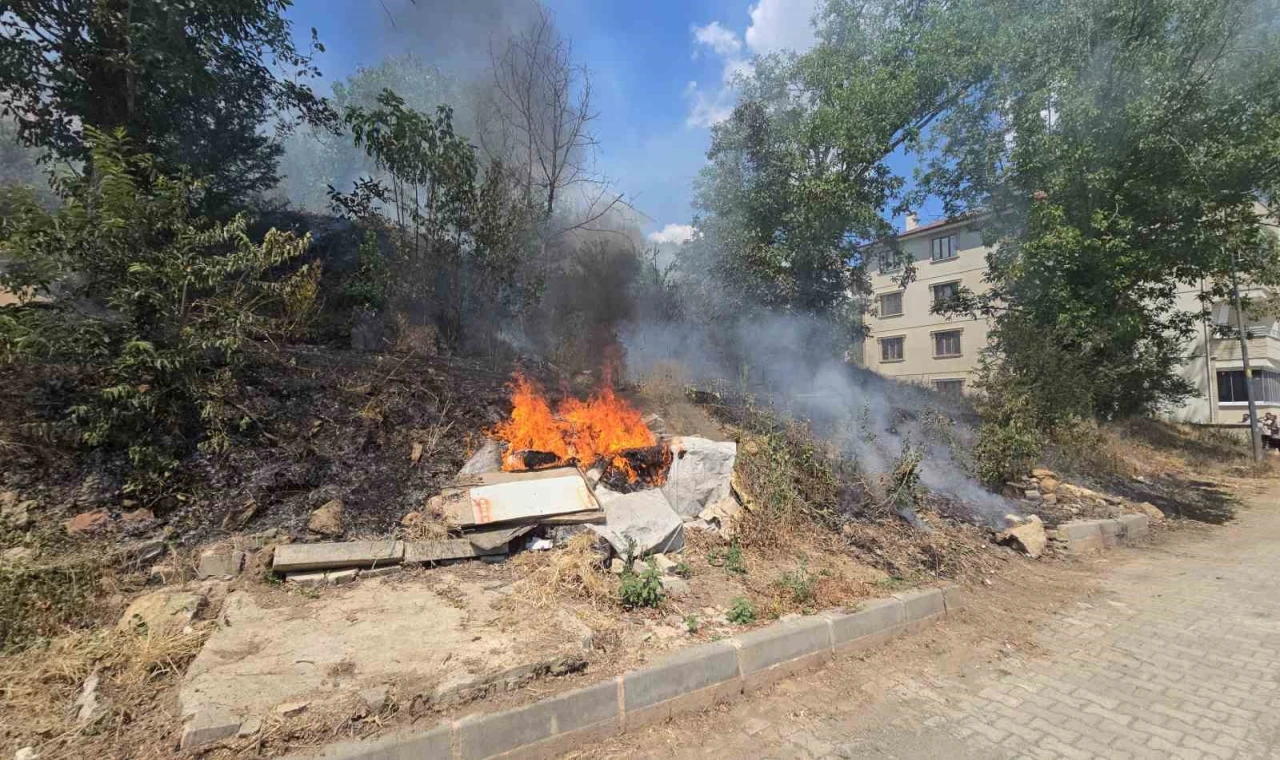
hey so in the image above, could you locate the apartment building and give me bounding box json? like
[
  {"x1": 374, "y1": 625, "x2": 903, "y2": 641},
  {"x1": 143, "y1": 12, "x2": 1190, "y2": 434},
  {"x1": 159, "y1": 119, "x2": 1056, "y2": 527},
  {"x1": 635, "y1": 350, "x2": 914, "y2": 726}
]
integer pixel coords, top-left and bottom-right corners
[
  {"x1": 862, "y1": 214, "x2": 1279, "y2": 425},
  {"x1": 862, "y1": 215, "x2": 990, "y2": 396}
]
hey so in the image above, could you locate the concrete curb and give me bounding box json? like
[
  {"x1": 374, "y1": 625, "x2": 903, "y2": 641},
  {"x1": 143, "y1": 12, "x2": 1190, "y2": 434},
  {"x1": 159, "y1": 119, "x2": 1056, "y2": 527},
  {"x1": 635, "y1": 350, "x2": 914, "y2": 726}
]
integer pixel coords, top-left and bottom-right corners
[
  {"x1": 299, "y1": 585, "x2": 962, "y2": 760},
  {"x1": 1048, "y1": 514, "x2": 1149, "y2": 554}
]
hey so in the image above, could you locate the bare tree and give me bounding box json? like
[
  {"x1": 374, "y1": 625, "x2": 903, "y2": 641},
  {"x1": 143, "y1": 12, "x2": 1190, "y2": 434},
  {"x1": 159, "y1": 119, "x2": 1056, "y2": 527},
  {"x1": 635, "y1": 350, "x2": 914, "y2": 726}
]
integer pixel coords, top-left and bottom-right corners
[{"x1": 481, "y1": 3, "x2": 610, "y2": 221}]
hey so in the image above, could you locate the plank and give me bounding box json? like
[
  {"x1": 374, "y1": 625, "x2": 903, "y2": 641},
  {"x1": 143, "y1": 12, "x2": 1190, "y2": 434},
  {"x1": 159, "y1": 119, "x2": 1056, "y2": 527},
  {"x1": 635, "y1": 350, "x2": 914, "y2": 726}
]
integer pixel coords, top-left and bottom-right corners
[
  {"x1": 273, "y1": 541, "x2": 403, "y2": 573},
  {"x1": 404, "y1": 539, "x2": 507, "y2": 564}
]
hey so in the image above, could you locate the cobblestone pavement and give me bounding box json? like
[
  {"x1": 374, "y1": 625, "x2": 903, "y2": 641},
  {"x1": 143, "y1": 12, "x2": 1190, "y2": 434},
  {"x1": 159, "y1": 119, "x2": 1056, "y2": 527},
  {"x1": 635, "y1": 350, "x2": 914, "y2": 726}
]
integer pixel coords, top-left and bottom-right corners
[{"x1": 585, "y1": 488, "x2": 1280, "y2": 760}]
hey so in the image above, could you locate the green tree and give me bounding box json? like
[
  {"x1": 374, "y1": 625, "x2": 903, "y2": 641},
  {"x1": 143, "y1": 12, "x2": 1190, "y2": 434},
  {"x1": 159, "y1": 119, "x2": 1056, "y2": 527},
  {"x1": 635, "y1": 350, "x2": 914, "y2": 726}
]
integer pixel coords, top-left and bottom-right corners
[
  {"x1": 921, "y1": 0, "x2": 1280, "y2": 422},
  {"x1": 0, "y1": 129, "x2": 313, "y2": 487},
  {"x1": 0, "y1": 0, "x2": 333, "y2": 208}
]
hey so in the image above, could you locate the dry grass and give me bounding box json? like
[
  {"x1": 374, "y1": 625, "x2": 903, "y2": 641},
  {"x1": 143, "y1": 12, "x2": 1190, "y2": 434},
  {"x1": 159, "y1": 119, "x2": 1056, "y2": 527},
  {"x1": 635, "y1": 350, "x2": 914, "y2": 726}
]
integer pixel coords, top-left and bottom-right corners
[
  {"x1": 0, "y1": 625, "x2": 209, "y2": 753},
  {"x1": 508, "y1": 533, "x2": 618, "y2": 608}
]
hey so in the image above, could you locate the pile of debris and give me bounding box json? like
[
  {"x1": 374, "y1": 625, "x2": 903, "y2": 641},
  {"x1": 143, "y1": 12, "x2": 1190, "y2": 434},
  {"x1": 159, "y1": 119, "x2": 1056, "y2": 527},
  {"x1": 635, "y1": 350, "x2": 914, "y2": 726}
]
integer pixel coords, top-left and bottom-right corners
[{"x1": 272, "y1": 377, "x2": 744, "y2": 583}]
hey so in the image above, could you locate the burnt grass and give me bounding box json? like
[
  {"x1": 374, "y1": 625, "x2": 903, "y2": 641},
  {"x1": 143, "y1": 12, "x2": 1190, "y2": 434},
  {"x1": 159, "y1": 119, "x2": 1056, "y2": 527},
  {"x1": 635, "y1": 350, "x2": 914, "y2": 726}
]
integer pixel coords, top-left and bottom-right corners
[{"x1": 0, "y1": 346, "x2": 520, "y2": 552}]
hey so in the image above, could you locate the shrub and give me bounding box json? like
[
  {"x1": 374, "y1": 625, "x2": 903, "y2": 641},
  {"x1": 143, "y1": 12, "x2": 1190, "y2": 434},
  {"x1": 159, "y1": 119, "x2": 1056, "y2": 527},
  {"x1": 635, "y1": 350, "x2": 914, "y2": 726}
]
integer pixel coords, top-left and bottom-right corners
[
  {"x1": 0, "y1": 129, "x2": 311, "y2": 489},
  {"x1": 619, "y1": 559, "x2": 664, "y2": 609},
  {"x1": 708, "y1": 541, "x2": 747, "y2": 575},
  {"x1": 776, "y1": 556, "x2": 819, "y2": 606},
  {"x1": 727, "y1": 596, "x2": 756, "y2": 625}
]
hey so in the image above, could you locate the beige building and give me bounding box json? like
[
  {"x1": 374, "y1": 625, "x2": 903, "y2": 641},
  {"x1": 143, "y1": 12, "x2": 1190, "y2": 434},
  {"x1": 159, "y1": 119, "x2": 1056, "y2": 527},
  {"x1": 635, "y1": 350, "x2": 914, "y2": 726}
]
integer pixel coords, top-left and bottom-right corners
[
  {"x1": 862, "y1": 214, "x2": 1277, "y2": 425},
  {"x1": 862, "y1": 215, "x2": 991, "y2": 396}
]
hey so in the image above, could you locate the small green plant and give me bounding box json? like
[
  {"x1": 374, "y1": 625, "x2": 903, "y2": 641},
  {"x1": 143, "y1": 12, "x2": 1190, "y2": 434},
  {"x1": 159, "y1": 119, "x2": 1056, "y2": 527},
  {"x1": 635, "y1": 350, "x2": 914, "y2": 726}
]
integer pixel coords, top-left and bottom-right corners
[
  {"x1": 673, "y1": 560, "x2": 693, "y2": 579},
  {"x1": 777, "y1": 556, "x2": 819, "y2": 605},
  {"x1": 684, "y1": 614, "x2": 699, "y2": 633},
  {"x1": 618, "y1": 559, "x2": 664, "y2": 609},
  {"x1": 727, "y1": 596, "x2": 756, "y2": 625},
  {"x1": 708, "y1": 541, "x2": 747, "y2": 575}
]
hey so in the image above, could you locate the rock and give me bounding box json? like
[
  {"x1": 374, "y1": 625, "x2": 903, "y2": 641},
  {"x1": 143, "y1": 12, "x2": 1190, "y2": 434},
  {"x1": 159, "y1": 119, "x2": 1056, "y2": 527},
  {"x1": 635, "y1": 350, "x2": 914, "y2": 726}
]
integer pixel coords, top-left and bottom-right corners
[
  {"x1": 149, "y1": 563, "x2": 193, "y2": 584},
  {"x1": 589, "y1": 489, "x2": 684, "y2": 557},
  {"x1": 361, "y1": 565, "x2": 403, "y2": 579},
  {"x1": 1001, "y1": 484, "x2": 1024, "y2": 499},
  {"x1": 1031, "y1": 467, "x2": 1057, "y2": 479},
  {"x1": 14, "y1": 747, "x2": 38, "y2": 760},
  {"x1": 328, "y1": 568, "x2": 359, "y2": 585},
  {"x1": 998, "y1": 514, "x2": 1047, "y2": 559},
  {"x1": 609, "y1": 558, "x2": 625, "y2": 575},
  {"x1": 221, "y1": 499, "x2": 259, "y2": 531},
  {"x1": 1039, "y1": 476, "x2": 1060, "y2": 493},
  {"x1": 119, "y1": 508, "x2": 155, "y2": 529},
  {"x1": 458, "y1": 438, "x2": 506, "y2": 476},
  {"x1": 1132, "y1": 501, "x2": 1165, "y2": 522},
  {"x1": 68, "y1": 671, "x2": 102, "y2": 724},
  {"x1": 118, "y1": 538, "x2": 167, "y2": 566},
  {"x1": 197, "y1": 549, "x2": 245, "y2": 580},
  {"x1": 65, "y1": 510, "x2": 112, "y2": 536},
  {"x1": 698, "y1": 498, "x2": 743, "y2": 538},
  {"x1": 308, "y1": 499, "x2": 345, "y2": 537},
  {"x1": 1023, "y1": 490, "x2": 1043, "y2": 502},
  {"x1": 180, "y1": 706, "x2": 241, "y2": 749},
  {"x1": 660, "y1": 575, "x2": 692, "y2": 600},
  {"x1": 74, "y1": 473, "x2": 112, "y2": 509},
  {"x1": 358, "y1": 685, "x2": 390, "y2": 715},
  {"x1": 236, "y1": 717, "x2": 262, "y2": 738},
  {"x1": 1, "y1": 493, "x2": 32, "y2": 529},
  {"x1": 2, "y1": 547, "x2": 34, "y2": 563},
  {"x1": 652, "y1": 553, "x2": 678, "y2": 575},
  {"x1": 276, "y1": 700, "x2": 309, "y2": 717},
  {"x1": 661, "y1": 437, "x2": 737, "y2": 518},
  {"x1": 117, "y1": 591, "x2": 204, "y2": 634},
  {"x1": 1042, "y1": 492, "x2": 1058, "y2": 505}
]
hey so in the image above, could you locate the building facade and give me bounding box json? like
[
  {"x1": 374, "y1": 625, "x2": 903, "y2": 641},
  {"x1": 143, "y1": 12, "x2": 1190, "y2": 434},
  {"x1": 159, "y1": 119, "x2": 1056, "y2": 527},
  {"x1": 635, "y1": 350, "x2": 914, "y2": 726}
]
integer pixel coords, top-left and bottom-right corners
[{"x1": 862, "y1": 215, "x2": 1277, "y2": 425}]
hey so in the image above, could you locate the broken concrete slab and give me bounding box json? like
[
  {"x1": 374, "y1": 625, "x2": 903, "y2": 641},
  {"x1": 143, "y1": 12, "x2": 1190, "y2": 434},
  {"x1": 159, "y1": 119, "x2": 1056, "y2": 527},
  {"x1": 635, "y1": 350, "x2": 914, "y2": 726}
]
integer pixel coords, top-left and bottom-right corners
[
  {"x1": 117, "y1": 590, "x2": 204, "y2": 635},
  {"x1": 360, "y1": 564, "x2": 403, "y2": 579},
  {"x1": 404, "y1": 539, "x2": 505, "y2": 564},
  {"x1": 661, "y1": 437, "x2": 737, "y2": 518},
  {"x1": 272, "y1": 541, "x2": 403, "y2": 573},
  {"x1": 432, "y1": 467, "x2": 601, "y2": 527},
  {"x1": 180, "y1": 706, "x2": 241, "y2": 749},
  {"x1": 180, "y1": 581, "x2": 591, "y2": 728},
  {"x1": 197, "y1": 549, "x2": 244, "y2": 580},
  {"x1": 458, "y1": 438, "x2": 506, "y2": 476},
  {"x1": 589, "y1": 489, "x2": 684, "y2": 557},
  {"x1": 466, "y1": 524, "x2": 534, "y2": 552},
  {"x1": 328, "y1": 568, "x2": 359, "y2": 585}
]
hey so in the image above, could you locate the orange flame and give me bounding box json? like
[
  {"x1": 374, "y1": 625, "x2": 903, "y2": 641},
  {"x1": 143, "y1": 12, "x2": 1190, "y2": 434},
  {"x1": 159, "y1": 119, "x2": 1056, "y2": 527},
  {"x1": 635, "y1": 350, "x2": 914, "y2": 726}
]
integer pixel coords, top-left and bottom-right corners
[{"x1": 491, "y1": 372, "x2": 659, "y2": 482}]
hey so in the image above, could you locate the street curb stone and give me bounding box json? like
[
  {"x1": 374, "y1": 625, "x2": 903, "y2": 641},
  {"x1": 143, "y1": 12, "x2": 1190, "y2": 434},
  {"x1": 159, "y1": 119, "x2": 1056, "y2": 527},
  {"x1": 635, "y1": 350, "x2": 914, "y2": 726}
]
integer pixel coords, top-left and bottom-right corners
[
  {"x1": 293, "y1": 585, "x2": 961, "y2": 760},
  {"x1": 1052, "y1": 515, "x2": 1149, "y2": 554}
]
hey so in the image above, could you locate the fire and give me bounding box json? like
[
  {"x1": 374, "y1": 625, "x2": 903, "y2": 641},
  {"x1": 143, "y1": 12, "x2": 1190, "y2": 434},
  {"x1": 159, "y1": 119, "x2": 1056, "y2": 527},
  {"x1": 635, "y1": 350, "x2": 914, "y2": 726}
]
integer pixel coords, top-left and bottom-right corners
[{"x1": 491, "y1": 372, "x2": 662, "y2": 483}]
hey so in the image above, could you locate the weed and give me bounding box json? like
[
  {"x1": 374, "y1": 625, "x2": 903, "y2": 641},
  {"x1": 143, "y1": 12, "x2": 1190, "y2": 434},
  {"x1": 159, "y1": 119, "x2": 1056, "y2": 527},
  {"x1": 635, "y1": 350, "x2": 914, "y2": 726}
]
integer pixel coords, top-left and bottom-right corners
[
  {"x1": 727, "y1": 596, "x2": 756, "y2": 625},
  {"x1": 673, "y1": 560, "x2": 693, "y2": 578},
  {"x1": 708, "y1": 541, "x2": 747, "y2": 575},
  {"x1": 619, "y1": 559, "x2": 664, "y2": 609},
  {"x1": 776, "y1": 555, "x2": 820, "y2": 605},
  {"x1": 684, "y1": 614, "x2": 699, "y2": 633}
]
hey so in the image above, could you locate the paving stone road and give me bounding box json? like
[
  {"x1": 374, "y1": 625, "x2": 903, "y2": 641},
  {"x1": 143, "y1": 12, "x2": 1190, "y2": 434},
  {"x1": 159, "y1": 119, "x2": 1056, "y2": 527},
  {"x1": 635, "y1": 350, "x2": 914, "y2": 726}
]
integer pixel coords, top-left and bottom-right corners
[{"x1": 585, "y1": 487, "x2": 1280, "y2": 760}]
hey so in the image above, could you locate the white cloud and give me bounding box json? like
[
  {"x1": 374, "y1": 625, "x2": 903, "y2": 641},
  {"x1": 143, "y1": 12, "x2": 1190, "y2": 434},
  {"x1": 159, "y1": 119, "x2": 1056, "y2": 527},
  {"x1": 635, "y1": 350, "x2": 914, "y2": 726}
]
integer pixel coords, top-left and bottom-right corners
[
  {"x1": 648, "y1": 223, "x2": 696, "y2": 245},
  {"x1": 684, "y1": 1, "x2": 820, "y2": 130},
  {"x1": 691, "y1": 21, "x2": 742, "y2": 57},
  {"x1": 744, "y1": 0, "x2": 819, "y2": 55}
]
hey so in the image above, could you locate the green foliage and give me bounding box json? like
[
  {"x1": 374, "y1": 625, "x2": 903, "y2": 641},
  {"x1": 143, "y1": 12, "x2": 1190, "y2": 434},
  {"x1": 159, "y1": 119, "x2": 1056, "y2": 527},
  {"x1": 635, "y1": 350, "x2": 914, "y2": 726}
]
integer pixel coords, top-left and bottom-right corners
[
  {"x1": 708, "y1": 541, "x2": 748, "y2": 575},
  {"x1": 0, "y1": 558, "x2": 103, "y2": 652},
  {"x1": 618, "y1": 559, "x2": 665, "y2": 609},
  {"x1": 0, "y1": 129, "x2": 311, "y2": 488},
  {"x1": 735, "y1": 413, "x2": 843, "y2": 527},
  {"x1": 776, "y1": 556, "x2": 820, "y2": 606},
  {"x1": 923, "y1": 0, "x2": 1280, "y2": 423},
  {"x1": 0, "y1": 0, "x2": 334, "y2": 208},
  {"x1": 726, "y1": 596, "x2": 757, "y2": 625},
  {"x1": 673, "y1": 560, "x2": 693, "y2": 579},
  {"x1": 683, "y1": 614, "x2": 699, "y2": 633},
  {"x1": 345, "y1": 230, "x2": 391, "y2": 312}
]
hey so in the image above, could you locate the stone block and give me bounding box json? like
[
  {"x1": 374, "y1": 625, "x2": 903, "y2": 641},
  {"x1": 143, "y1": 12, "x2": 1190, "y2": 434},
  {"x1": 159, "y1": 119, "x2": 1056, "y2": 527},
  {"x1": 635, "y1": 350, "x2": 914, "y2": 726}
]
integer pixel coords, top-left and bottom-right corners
[
  {"x1": 1118, "y1": 513, "x2": 1149, "y2": 538},
  {"x1": 1098, "y1": 519, "x2": 1124, "y2": 547},
  {"x1": 272, "y1": 541, "x2": 403, "y2": 573},
  {"x1": 622, "y1": 641, "x2": 740, "y2": 714},
  {"x1": 404, "y1": 539, "x2": 503, "y2": 564},
  {"x1": 197, "y1": 549, "x2": 244, "y2": 580},
  {"x1": 361, "y1": 565, "x2": 404, "y2": 579},
  {"x1": 180, "y1": 707, "x2": 241, "y2": 749},
  {"x1": 893, "y1": 588, "x2": 946, "y2": 623},
  {"x1": 733, "y1": 617, "x2": 832, "y2": 683},
  {"x1": 824, "y1": 597, "x2": 905, "y2": 651},
  {"x1": 941, "y1": 585, "x2": 966, "y2": 614},
  {"x1": 307, "y1": 725, "x2": 453, "y2": 760},
  {"x1": 1057, "y1": 520, "x2": 1104, "y2": 541},
  {"x1": 456, "y1": 679, "x2": 619, "y2": 760},
  {"x1": 329, "y1": 568, "x2": 359, "y2": 585}
]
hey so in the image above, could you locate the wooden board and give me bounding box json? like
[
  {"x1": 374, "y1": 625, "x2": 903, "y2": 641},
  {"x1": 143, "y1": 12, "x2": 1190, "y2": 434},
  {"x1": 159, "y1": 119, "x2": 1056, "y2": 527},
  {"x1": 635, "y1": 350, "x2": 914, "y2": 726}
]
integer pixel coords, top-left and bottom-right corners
[{"x1": 433, "y1": 467, "x2": 601, "y2": 527}]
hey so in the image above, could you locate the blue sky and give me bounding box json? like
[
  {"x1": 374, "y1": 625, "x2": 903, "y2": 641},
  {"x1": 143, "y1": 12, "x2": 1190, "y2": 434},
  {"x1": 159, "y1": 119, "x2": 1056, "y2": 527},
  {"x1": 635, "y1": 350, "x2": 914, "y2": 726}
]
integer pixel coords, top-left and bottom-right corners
[{"x1": 285, "y1": 0, "x2": 930, "y2": 243}]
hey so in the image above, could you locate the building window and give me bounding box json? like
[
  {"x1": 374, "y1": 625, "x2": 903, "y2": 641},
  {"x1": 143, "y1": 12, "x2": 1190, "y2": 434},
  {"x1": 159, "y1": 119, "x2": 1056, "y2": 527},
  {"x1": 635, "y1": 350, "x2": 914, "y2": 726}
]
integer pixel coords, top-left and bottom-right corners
[
  {"x1": 1217, "y1": 370, "x2": 1280, "y2": 404},
  {"x1": 933, "y1": 379, "x2": 964, "y2": 396},
  {"x1": 932, "y1": 281, "x2": 961, "y2": 306},
  {"x1": 880, "y1": 336, "x2": 905, "y2": 362},
  {"x1": 931, "y1": 233, "x2": 958, "y2": 261},
  {"x1": 879, "y1": 291, "x2": 904, "y2": 317},
  {"x1": 933, "y1": 330, "x2": 962, "y2": 358}
]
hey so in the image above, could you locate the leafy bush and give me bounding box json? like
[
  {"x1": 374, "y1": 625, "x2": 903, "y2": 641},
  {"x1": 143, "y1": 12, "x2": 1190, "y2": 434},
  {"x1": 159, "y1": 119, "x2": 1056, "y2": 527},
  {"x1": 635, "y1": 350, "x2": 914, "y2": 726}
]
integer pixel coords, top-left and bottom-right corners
[
  {"x1": 727, "y1": 596, "x2": 756, "y2": 625},
  {"x1": 673, "y1": 560, "x2": 693, "y2": 579},
  {"x1": 0, "y1": 129, "x2": 311, "y2": 488},
  {"x1": 618, "y1": 559, "x2": 664, "y2": 609}
]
